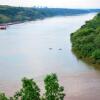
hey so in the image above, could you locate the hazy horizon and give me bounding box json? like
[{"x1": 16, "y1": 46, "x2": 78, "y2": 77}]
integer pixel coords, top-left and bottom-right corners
[{"x1": 0, "y1": 0, "x2": 100, "y2": 9}]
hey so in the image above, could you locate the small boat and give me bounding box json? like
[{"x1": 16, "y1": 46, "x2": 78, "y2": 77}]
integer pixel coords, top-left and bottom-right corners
[
  {"x1": 58, "y1": 48, "x2": 62, "y2": 50},
  {"x1": 0, "y1": 25, "x2": 7, "y2": 30},
  {"x1": 49, "y1": 48, "x2": 53, "y2": 50}
]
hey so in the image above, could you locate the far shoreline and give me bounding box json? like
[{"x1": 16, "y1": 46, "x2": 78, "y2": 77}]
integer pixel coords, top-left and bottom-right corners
[{"x1": 0, "y1": 13, "x2": 93, "y2": 27}]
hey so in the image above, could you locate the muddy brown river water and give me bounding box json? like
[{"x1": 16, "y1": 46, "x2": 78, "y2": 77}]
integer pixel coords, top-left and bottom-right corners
[{"x1": 0, "y1": 13, "x2": 100, "y2": 99}]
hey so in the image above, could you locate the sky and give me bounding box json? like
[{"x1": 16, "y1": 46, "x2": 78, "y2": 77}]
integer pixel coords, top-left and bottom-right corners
[{"x1": 0, "y1": 0, "x2": 100, "y2": 8}]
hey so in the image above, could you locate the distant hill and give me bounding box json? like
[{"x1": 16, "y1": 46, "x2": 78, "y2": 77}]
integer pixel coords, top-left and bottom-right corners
[
  {"x1": 0, "y1": 5, "x2": 100, "y2": 24},
  {"x1": 71, "y1": 13, "x2": 100, "y2": 67}
]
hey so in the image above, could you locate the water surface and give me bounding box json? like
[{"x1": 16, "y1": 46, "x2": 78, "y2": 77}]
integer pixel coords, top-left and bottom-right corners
[{"x1": 0, "y1": 13, "x2": 98, "y2": 81}]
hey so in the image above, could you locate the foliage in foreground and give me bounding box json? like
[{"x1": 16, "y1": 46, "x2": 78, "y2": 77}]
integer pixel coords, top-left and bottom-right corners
[
  {"x1": 0, "y1": 93, "x2": 8, "y2": 100},
  {"x1": 44, "y1": 74, "x2": 65, "y2": 100},
  {"x1": 0, "y1": 74, "x2": 65, "y2": 100},
  {"x1": 71, "y1": 13, "x2": 100, "y2": 66}
]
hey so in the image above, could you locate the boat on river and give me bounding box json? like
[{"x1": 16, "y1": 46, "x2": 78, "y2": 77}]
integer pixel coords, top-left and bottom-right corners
[{"x1": 0, "y1": 25, "x2": 7, "y2": 30}]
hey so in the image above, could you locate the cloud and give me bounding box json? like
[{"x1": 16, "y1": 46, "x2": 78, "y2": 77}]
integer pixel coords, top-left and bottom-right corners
[{"x1": 0, "y1": 0, "x2": 100, "y2": 8}]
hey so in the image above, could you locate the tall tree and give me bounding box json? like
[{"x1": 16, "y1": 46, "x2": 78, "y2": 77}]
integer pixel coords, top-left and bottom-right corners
[
  {"x1": 13, "y1": 78, "x2": 41, "y2": 100},
  {"x1": 44, "y1": 74, "x2": 65, "y2": 100}
]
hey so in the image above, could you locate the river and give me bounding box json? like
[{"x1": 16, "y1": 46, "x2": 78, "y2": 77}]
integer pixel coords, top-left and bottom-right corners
[{"x1": 0, "y1": 13, "x2": 100, "y2": 99}]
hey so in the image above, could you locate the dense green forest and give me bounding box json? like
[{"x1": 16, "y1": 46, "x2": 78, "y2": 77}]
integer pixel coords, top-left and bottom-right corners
[
  {"x1": 0, "y1": 5, "x2": 100, "y2": 24},
  {"x1": 71, "y1": 13, "x2": 100, "y2": 66}
]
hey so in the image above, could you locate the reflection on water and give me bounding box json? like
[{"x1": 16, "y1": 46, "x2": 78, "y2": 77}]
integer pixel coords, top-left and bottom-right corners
[{"x1": 0, "y1": 13, "x2": 98, "y2": 81}]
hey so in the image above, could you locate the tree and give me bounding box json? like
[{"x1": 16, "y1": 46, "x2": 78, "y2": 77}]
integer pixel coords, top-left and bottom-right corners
[
  {"x1": 0, "y1": 74, "x2": 65, "y2": 100},
  {"x1": 44, "y1": 74, "x2": 65, "y2": 100},
  {"x1": 92, "y1": 50, "x2": 100, "y2": 60},
  {"x1": 13, "y1": 78, "x2": 41, "y2": 100},
  {"x1": 71, "y1": 13, "x2": 100, "y2": 65},
  {"x1": 0, "y1": 92, "x2": 8, "y2": 100}
]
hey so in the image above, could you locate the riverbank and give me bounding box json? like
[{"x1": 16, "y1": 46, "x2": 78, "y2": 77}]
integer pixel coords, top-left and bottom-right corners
[
  {"x1": 72, "y1": 49, "x2": 100, "y2": 69},
  {"x1": 71, "y1": 13, "x2": 100, "y2": 67},
  {"x1": 0, "y1": 5, "x2": 100, "y2": 24},
  {"x1": 0, "y1": 5, "x2": 92, "y2": 24}
]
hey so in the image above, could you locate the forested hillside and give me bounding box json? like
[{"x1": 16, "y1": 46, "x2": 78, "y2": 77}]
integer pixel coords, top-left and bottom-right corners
[
  {"x1": 0, "y1": 5, "x2": 99, "y2": 24},
  {"x1": 71, "y1": 13, "x2": 100, "y2": 66}
]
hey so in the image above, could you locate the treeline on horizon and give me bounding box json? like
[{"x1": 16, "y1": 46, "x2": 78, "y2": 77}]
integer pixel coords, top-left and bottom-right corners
[
  {"x1": 71, "y1": 13, "x2": 100, "y2": 67},
  {"x1": 0, "y1": 5, "x2": 100, "y2": 24}
]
